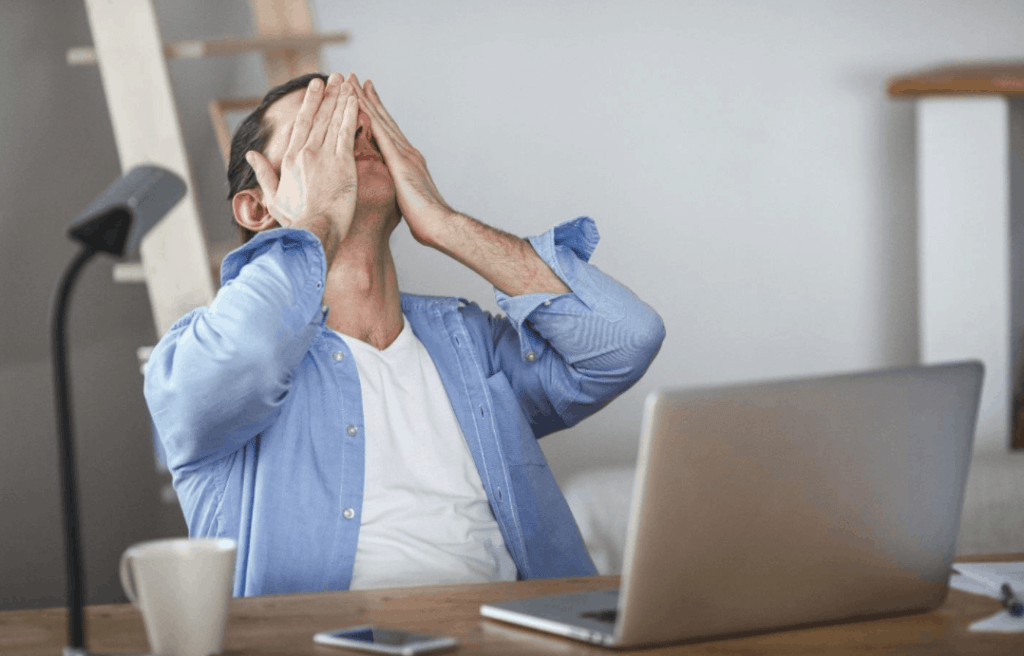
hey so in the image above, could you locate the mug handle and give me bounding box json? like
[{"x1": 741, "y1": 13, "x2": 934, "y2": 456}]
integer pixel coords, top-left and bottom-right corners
[{"x1": 119, "y1": 551, "x2": 138, "y2": 604}]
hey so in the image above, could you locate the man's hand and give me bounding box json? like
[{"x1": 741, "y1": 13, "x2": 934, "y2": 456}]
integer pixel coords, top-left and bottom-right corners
[
  {"x1": 349, "y1": 73, "x2": 569, "y2": 297},
  {"x1": 349, "y1": 75, "x2": 454, "y2": 246},
  {"x1": 247, "y1": 73, "x2": 360, "y2": 244}
]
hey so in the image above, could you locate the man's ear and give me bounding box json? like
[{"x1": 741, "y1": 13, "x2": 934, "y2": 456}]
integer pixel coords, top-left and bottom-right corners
[{"x1": 232, "y1": 189, "x2": 280, "y2": 234}]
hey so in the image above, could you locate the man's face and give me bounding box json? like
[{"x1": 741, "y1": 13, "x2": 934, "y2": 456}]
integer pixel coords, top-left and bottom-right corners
[{"x1": 262, "y1": 86, "x2": 397, "y2": 212}]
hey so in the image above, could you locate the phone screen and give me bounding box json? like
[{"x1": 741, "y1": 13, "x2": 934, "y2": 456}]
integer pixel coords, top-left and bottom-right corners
[{"x1": 330, "y1": 627, "x2": 429, "y2": 646}]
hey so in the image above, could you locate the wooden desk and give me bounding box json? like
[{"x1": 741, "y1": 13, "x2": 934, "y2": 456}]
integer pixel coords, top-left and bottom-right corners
[{"x1": 4, "y1": 554, "x2": 1023, "y2": 655}]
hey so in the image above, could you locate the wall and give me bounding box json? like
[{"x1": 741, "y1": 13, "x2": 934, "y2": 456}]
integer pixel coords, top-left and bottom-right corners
[
  {"x1": 2, "y1": 0, "x2": 1023, "y2": 610},
  {"x1": 309, "y1": 0, "x2": 1024, "y2": 473}
]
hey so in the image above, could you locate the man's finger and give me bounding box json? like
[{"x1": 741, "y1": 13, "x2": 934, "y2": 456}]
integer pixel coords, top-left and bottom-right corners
[
  {"x1": 354, "y1": 82, "x2": 397, "y2": 148},
  {"x1": 357, "y1": 95, "x2": 398, "y2": 159},
  {"x1": 347, "y1": 74, "x2": 383, "y2": 129},
  {"x1": 361, "y1": 81, "x2": 393, "y2": 134},
  {"x1": 308, "y1": 73, "x2": 343, "y2": 148},
  {"x1": 325, "y1": 83, "x2": 353, "y2": 147},
  {"x1": 346, "y1": 73, "x2": 376, "y2": 128},
  {"x1": 286, "y1": 77, "x2": 324, "y2": 155},
  {"x1": 337, "y1": 95, "x2": 359, "y2": 155},
  {"x1": 346, "y1": 73, "x2": 362, "y2": 96},
  {"x1": 246, "y1": 150, "x2": 279, "y2": 198},
  {"x1": 365, "y1": 80, "x2": 408, "y2": 142}
]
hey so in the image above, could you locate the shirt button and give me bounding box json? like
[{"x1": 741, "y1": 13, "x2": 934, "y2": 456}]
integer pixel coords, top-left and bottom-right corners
[
  {"x1": 347, "y1": 425, "x2": 358, "y2": 437},
  {"x1": 342, "y1": 508, "x2": 355, "y2": 520},
  {"x1": 333, "y1": 351, "x2": 345, "y2": 362},
  {"x1": 322, "y1": 305, "x2": 329, "y2": 314},
  {"x1": 525, "y1": 351, "x2": 537, "y2": 362},
  {"x1": 544, "y1": 300, "x2": 552, "y2": 306}
]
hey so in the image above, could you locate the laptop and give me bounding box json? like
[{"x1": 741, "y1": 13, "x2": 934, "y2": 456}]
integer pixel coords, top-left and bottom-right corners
[{"x1": 480, "y1": 361, "x2": 984, "y2": 649}]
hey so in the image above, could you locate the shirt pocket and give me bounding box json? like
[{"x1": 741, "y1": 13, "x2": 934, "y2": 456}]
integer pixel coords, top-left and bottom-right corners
[{"x1": 485, "y1": 371, "x2": 549, "y2": 467}]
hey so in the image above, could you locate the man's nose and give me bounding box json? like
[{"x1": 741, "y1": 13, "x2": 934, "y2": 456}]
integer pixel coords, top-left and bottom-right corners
[{"x1": 355, "y1": 110, "x2": 372, "y2": 141}]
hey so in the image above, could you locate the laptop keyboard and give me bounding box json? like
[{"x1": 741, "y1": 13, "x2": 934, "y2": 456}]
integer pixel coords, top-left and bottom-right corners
[{"x1": 580, "y1": 609, "x2": 618, "y2": 624}]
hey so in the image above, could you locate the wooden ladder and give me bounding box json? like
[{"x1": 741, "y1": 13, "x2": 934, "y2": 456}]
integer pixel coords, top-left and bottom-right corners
[{"x1": 69, "y1": 0, "x2": 348, "y2": 370}]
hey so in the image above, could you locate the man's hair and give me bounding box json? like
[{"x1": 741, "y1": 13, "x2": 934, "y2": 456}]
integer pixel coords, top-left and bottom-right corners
[{"x1": 227, "y1": 72, "x2": 329, "y2": 244}]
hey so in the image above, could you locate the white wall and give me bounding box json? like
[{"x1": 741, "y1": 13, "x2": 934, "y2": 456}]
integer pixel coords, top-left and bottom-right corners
[{"x1": 306, "y1": 0, "x2": 1024, "y2": 485}]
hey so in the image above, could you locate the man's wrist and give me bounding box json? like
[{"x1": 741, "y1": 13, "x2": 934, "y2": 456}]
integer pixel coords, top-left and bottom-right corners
[
  {"x1": 293, "y1": 213, "x2": 340, "y2": 268},
  {"x1": 425, "y1": 212, "x2": 570, "y2": 297}
]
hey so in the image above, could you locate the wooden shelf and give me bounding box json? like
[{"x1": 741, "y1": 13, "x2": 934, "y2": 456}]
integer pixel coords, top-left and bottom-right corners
[
  {"x1": 67, "y1": 30, "x2": 349, "y2": 66},
  {"x1": 889, "y1": 61, "x2": 1024, "y2": 97}
]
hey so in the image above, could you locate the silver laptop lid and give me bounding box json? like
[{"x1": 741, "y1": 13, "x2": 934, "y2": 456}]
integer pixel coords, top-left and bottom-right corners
[{"x1": 615, "y1": 360, "x2": 983, "y2": 647}]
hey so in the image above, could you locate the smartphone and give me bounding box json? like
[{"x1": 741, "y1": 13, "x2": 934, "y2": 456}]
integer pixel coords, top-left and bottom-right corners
[{"x1": 313, "y1": 625, "x2": 457, "y2": 655}]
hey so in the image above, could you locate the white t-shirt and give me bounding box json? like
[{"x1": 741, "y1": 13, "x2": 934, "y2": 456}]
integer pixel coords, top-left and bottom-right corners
[{"x1": 332, "y1": 319, "x2": 518, "y2": 590}]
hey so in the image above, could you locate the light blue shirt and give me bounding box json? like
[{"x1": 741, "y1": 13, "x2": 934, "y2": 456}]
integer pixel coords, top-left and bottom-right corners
[{"x1": 144, "y1": 216, "x2": 665, "y2": 597}]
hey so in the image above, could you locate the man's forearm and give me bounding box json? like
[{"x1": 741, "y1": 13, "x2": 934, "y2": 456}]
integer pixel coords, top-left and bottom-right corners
[{"x1": 427, "y1": 212, "x2": 570, "y2": 297}]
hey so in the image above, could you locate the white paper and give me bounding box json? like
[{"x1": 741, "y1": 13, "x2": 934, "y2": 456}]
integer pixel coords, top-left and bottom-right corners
[
  {"x1": 969, "y1": 610, "x2": 1024, "y2": 633},
  {"x1": 948, "y1": 562, "x2": 1024, "y2": 633}
]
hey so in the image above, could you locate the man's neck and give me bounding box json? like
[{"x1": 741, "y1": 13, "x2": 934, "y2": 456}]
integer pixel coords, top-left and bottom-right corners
[{"x1": 322, "y1": 213, "x2": 403, "y2": 351}]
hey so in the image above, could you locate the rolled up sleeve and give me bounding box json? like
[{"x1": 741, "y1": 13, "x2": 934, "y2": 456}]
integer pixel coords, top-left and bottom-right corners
[{"x1": 491, "y1": 216, "x2": 665, "y2": 435}]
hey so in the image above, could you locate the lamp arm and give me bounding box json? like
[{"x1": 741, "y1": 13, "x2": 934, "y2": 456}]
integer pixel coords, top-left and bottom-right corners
[
  {"x1": 49, "y1": 164, "x2": 182, "y2": 656},
  {"x1": 50, "y1": 244, "x2": 98, "y2": 651}
]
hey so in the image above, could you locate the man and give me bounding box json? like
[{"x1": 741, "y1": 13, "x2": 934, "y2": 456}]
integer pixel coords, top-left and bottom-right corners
[{"x1": 144, "y1": 72, "x2": 665, "y2": 597}]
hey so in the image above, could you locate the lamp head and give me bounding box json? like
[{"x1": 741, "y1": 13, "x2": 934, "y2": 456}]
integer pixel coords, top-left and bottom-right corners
[{"x1": 68, "y1": 165, "x2": 186, "y2": 257}]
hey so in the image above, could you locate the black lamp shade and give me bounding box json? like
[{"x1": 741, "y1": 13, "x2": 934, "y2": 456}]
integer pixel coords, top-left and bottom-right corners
[{"x1": 68, "y1": 166, "x2": 186, "y2": 257}]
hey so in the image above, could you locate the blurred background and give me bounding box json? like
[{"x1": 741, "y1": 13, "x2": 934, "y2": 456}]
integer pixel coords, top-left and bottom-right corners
[{"x1": 3, "y1": 0, "x2": 1023, "y2": 609}]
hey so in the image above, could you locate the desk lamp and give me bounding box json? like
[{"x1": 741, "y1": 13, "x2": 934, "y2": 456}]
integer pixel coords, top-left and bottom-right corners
[{"x1": 50, "y1": 165, "x2": 185, "y2": 656}]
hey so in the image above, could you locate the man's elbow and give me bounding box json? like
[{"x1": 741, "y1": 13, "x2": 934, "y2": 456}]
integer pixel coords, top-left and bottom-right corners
[
  {"x1": 628, "y1": 302, "x2": 666, "y2": 377},
  {"x1": 583, "y1": 304, "x2": 665, "y2": 390},
  {"x1": 566, "y1": 309, "x2": 664, "y2": 427}
]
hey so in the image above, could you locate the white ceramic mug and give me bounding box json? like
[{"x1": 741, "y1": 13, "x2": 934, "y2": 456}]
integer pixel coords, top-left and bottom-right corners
[{"x1": 119, "y1": 538, "x2": 237, "y2": 656}]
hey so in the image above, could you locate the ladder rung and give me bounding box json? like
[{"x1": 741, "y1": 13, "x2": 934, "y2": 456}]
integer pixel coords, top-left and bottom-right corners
[{"x1": 67, "y1": 31, "x2": 350, "y2": 66}]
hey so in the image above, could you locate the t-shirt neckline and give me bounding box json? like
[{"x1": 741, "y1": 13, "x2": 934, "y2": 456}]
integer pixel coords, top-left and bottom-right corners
[{"x1": 330, "y1": 315, "x2": 410, "y2": 356}]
